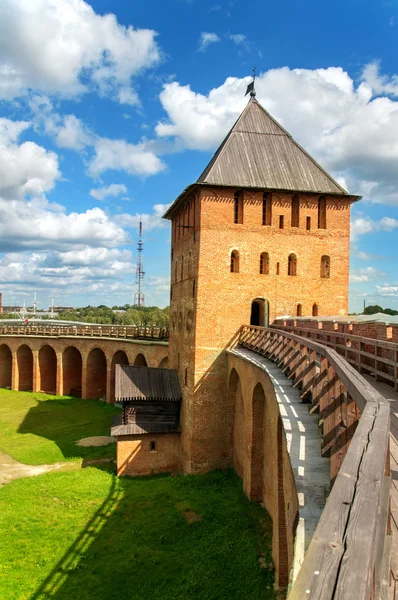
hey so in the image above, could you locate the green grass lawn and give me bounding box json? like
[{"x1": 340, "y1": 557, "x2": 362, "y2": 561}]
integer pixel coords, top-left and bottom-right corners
[
  {"x1": 0, "y1": 389, "x2": 275, "y2": 599},
  {"x1": 0, "y1": 469, "x2": 275, "y2": 600},
  {"x1": 0, "y1": 389, "x2": 119, "y2": 464}
]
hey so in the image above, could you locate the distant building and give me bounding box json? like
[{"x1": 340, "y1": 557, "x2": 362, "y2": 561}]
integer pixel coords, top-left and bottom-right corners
[
  {"x1": 51, "y1": 306, "x2": 75, "y2": 313},
  {"x1": 2, "y1": 306, "x2": 24, "y2": 313}
]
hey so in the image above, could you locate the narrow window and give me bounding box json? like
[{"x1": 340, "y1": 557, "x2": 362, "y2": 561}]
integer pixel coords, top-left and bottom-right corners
[
  {"x1": 175, "y1": 260, "x2": 178, "y2": 282},
  {"x1": 260, "y1": 252, "x2": 269, "y2": 275},
  {"x1": 306, "y1": 216, "x2": 311, "y2": 231},
  {"x1": 184, "y1": 368, "x2": 188, "y2": 386},
  {"x1": 150, "y1": 441, "x2": 157, "y2": 452},
  {"x1": 276, "y1": 262, "x2": 280, "y2": 275},
  {"x1": 234, "y1": 191, "x2": 243, "y2": 224},
  {"x1": 188, "y1": 251, "x2": 192, "y2": 278},
  {"x1": 321, "y1": 255, "x2": 330, "y2": 278},
  {"x1": 279, "y1": 215, "x2": 284, "y2": 229},
  {"x1": 177, "y1": 353, "x2": 180, "y2": 371},
  {"x1": 312, "y1": 303, "x2": 319, "y2": 317},
  {"x1": 230, "y1": 250, "x2": 239, "y2": 273},
  {"x1": 181, "y1": 256, "x2": 184, "y2": 280},
  {"x1": 262, "y1": 193, "x2": 272, "y2": 226},
  {"x1": 288, "y1": 254, "x2": 297, "y2": 276},
  {"x1": 296, "y1": 304, "x2": 302, "y2": 317},
  {"x1": 318, "y1": 196, "x2": 327, "y2": 229},
  {"x1": 291, "y1": 194, "x2": 299, "y2": 227},
  {"x1": 192, "y1": 279, "x2": 196, "y2": 298}
]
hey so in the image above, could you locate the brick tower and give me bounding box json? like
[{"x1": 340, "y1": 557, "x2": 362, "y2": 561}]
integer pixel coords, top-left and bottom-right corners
[{"x1": 163, "y1": 94, "x2": 359, "y2": 474}]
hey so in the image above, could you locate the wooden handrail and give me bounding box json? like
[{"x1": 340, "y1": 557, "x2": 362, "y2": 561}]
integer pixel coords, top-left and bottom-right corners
[
  {"x1": 272, "y1": 323, "x2": 398, "y2": 391},
  {"x1": 239, "y1": 325, "x2": 391, "y2": 599},
  {"x1": 0, "y1": 323, "x2": 169, "y2": 341}
]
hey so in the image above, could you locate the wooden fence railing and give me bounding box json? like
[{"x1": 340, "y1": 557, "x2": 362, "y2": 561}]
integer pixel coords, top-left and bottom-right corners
[
  {"x1": 272, "y1": 323, "x2": 398, "y2": 391},
  {"x1": 0, "y1": 323, "x2": 169, "y2": 341},
  {"x1": 239, "y1": 325, "x2": 391, "y2": 600}
]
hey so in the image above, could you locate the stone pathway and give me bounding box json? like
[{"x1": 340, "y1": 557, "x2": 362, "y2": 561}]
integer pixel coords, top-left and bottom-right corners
[{"x1": 0, "y1": 450, "x2": 80, "y2": 487}]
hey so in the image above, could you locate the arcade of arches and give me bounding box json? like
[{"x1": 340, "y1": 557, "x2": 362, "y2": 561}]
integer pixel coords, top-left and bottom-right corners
[
  {"x1": 0, "y1": 338, "x2": 167, "y2": 402},
  {"x1": 227, "y1": 354, "x2": 298, "y2": 588}
]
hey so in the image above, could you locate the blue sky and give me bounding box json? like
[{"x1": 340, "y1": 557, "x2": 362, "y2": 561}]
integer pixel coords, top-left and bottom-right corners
[{"x1": 0, "y1": 0, "x2": 398, "y2": 313}]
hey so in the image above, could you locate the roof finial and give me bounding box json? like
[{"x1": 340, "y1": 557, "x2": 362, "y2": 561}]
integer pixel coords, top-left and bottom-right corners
[{"x1": 245, "y1": 66, "x2": 256, "y2": 98}]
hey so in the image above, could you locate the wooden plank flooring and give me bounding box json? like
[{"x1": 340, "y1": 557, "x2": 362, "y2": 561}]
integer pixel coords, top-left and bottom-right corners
[{"x1": 363, "y1": 376, "x2": 398, "y2": 600}]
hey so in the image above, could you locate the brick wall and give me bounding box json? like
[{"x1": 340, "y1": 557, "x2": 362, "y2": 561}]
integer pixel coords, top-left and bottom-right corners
[
  {"x1": 117, "y1": 432, "x2": 181, "y2": 476},
  {"x1": 169, "y1": 186, "x2": 352, "y2": 473},
  {"x1": 227, "y1": 353, "x2": 298, "y2": 589}
]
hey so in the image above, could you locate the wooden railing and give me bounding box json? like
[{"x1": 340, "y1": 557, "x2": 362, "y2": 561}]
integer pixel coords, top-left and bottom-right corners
[
  {"x1": 0, "y1": 323, "x2": 169, "y2": 341},
  {"x1": 239, "y1": 325, "x2": 391, "y2": 599},
  {"x1": 273, "y1": 323, "x2": 398, "y2": 391}
]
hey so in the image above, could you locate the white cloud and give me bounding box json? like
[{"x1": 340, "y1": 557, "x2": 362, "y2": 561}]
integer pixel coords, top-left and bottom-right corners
[
  {"x1": 117, "y1": 86, "x2": 140, "y2": 106},
  {"x1": 148, "y1": 275, "x2": 170, "y2": 292},
  {"x1": 198, "y1": 32, "x2": 220, "y2": 52},
  {"x1": 0, "y1": 198, "x2": 127, "y2": 252},
  {"x1": 89, "y1": 184, "x2": 128, "y2": 201},
  {"x1": 351, "y1": 215, "x2": 398, "y2": 240},
  {"x1": 350, "y1": 267, "x2": 386, "y2": 282},
  {"x1": 89, "y1": 137, "x2": 166, "y2": 177},
  {"x1": 229, "y1": 34, "x2": 246, "y2": 45},
  {"x1": 116, "y1": 204, "x2": 171, "y2": 231},
  {"x1": 376, "y1": 284, "x2": 398, "y2": 296},
  {"x1": 0, "y1": 0, "x2": 161, "y2": 103},
  {"x1": 53, "y1": 115, "x2": 93, "y2": 150},
  {"x1": 357, "y1": 251, "x2": 378, "y2": 261},
  {"x1": 0, "y1": 118, "x2": 60, "y2": 199},
  {"x1": 155, "y1": 64, "x2": 398, "y2": 204}
]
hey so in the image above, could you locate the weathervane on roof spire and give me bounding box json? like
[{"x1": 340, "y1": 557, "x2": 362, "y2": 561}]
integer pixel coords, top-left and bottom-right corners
[{"x1": 245, "y1": 66, "x2": 256, "y2": 98}]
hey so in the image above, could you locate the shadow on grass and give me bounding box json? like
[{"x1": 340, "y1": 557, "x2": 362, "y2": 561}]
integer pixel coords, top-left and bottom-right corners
[
  {"x1": 29, "y1": 470, "x2": 275, "y2": 600},
  {"x1": 16, "y1": 395, "x2": 119, "y2": 463}
]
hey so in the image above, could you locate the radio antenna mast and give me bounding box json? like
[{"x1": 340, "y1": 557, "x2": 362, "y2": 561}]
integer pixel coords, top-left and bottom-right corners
[{"x1": 134, "y1": 217, "x2": 145, "y2": 306}]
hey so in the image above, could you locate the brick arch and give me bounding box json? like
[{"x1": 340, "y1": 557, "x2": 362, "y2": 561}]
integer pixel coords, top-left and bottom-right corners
[
  {"x1": 228, "y1": 368, "x2": 240, "y2": 460},
  {"x1": 86, "y1": 348, "x2": 107, "y2": 399},
  {"x1": 39, "y1": 345, "x2": 57, "y2": 393},
  {"x1": 231, "y1": 370, "x2": 245, "y2": 479},
  {"x1": 63, "y1": 346, "x2": 82, "y2": 397},
  {"x1": 250, "y1": 382, "x2": 265, "y2": 501},
  {"x1": 134, "y1": 353, "x2": 148, "y2": 367},
  {"x1": 17, "y1": 344, "x2": 33, "y2": 391},
  {"x1": 159, "y1": 356, "x2": 168, "y2": 368},
  {"x1": 0, "y1": 344, "x2": 12, "y2": 389},
  {"x1": 110, "y1": 350, "x2": 129, "y2": 402}
]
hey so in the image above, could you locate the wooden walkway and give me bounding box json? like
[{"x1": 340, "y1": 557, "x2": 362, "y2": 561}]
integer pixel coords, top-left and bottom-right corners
[{"x1": 364, "y1": 376, "x2": 398, "y2": 599}]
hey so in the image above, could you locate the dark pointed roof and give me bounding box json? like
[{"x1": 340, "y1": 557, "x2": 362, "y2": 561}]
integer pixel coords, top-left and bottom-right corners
[
  {"x1": 197, "y1": 97, "x2": 347, "y2": 194},
  {"x1": 164, "y1": 96, "x2": 360, "y2": 220}
]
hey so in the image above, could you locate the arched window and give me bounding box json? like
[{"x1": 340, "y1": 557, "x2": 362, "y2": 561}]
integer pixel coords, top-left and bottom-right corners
[
  {"x1": 318, "y1": 196, "x2": 327, "y2": 229},
  {"x1": 291, "y1": 194, "x2": 299, "y2": 227},
  {"x1": 184, "y1": 368, "x2": 188, "y2": 386},
  {"x1": 260, "y1": 252, "x2": 269, "y2": 275},
  {"x1": 321, "y1": 255, "x2": 330, "y2": 278},
  {"x1": 234, "y1": 191, "x2": 243, "y2": 224},
  {"x1": 296, "y1": 304, "x2": 302, "y2": 317},
  {"x1": 181, "y1": 256, "x2": 184, "y2": 280},
  {"x1": 262, "y1": 193, "x2": 272, "y2": 226},
  {"x1": 150, "y1": 441, "x2": 157, "y2": 452},
  {"x1": 288, "y1": 254, "x2": 297, "y2": 276},
  {"x1": 230, "y1": 250, "x2": 239, "y2": 273},
  {"x1": 312, "y1": 303, "x2": 319, "y2": 317}
]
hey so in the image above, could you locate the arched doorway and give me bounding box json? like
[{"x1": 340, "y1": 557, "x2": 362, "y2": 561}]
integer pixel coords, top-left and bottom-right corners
[
  {"x1": 159, "y1": 356, "x2": 168, "y2": 368},
  {"x1": 63, "y1": 346, "x2": 82, "y2": 397},
  {"x1": 39, "y1": 345, "x2": 57, "y2": 393},
  {"x1": 17, "y1": 345, "x2": 33, "y2": 391},
  {"x1": 312, "y1": 303, "x2": 319, "y2": 317},
  {"x1": 250, "y1": 383, "x2": 265, "y2": 501},
  {"x1": 0, "y1": 344, "x2": 12, "y2": 389},
  {"x1": 110, "y1": 350, "x2": 129, "y2": 402},
  {"x1": 134, "y1": 353, "x2": 147, "y2": 367},
  {"x1": 86, "y1": 348, "x2": 107, "y2": 399},
  {"x1": 250, "y1": 298, "x2": 269, "y2": 327}
]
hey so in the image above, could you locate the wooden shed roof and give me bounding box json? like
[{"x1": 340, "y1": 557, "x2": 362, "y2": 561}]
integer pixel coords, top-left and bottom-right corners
[
  {"x1": 197, "y1": 97, "x2": 347, "y2": 194},
  {"x1": 115, "y1": 365, "x2": 182, "y2": 402}
]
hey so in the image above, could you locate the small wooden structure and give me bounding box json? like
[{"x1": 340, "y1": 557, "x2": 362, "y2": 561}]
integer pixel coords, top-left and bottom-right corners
[{"x1": 111, "y1": 365, "x2": 181, "y2": 435}]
